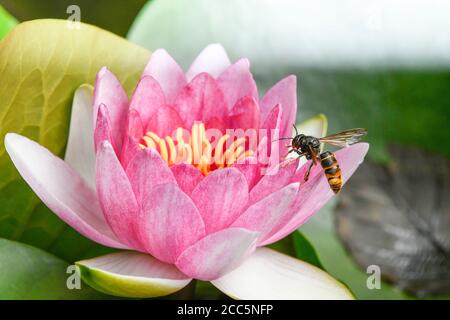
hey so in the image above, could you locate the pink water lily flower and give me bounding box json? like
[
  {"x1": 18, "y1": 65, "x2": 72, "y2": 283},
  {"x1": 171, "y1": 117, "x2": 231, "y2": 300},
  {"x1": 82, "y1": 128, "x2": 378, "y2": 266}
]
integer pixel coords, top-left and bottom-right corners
[{"x1": 5, "y1": 44, "x2": 368, "y2": 299}]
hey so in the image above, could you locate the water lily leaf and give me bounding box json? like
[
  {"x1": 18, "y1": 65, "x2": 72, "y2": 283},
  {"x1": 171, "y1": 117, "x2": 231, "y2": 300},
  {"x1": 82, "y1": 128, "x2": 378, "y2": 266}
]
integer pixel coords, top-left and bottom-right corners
[
  {"x1": 0, "y1": 5, "x2": 16, "y2": 39},
  {"x1": 0, "y1": 238, "x2": 109, "y2": 299},
  {"x1": 335, "y1": 146, "x2": 450, "y2": 297},
  {"x1": 128, "y1": 0, "x2": 450, "y2": 162},
  {"x1": 300, "y1": 201, "x2": 413, "y2": 299},
  {"x1": 194, "y1": 281, "x2": 227, "y2": 299},
  {"x1": 292, "y1": 232, "x2": 324, "y2": 270},
  {"x1": 1, "y1": 0, "x2": 147, "y2": 37},
  {"x1": 267, "y1": 233, "x2": 297, "y2": 256},
  {"x1": 267, "y1": 231, "x2": 324, "y2": 270},
  {"x1": 0, "y1": 19, "x2": 150, "y2": 262}
]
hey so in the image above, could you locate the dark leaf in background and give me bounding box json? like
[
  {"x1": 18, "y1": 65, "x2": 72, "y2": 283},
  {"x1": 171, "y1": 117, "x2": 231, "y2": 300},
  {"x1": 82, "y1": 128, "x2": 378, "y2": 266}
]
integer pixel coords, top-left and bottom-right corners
[
  {"x1": 301, "y1": 200, "x2": 411, "y2": 299},
  {"x1": 336, "y1": 146, "x2": 450, "y2": 297},
  {"x1": 0, "y1": 0, "x2": 147, "y2": 36}
]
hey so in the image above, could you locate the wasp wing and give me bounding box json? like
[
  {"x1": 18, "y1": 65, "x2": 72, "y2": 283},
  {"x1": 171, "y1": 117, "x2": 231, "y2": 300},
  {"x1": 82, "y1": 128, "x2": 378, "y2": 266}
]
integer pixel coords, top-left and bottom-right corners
[{"x1": 319, "y1": 128, "x2": 367, "y2": 148}]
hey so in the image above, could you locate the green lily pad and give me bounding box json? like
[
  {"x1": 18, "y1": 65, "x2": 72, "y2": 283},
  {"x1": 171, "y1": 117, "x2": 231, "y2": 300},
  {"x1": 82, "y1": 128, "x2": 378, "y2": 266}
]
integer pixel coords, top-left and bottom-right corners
[
  {"x1": 267, "y1": 231, "x2": 324, "y2": 270},
  {"x1": 0, "y1": 5, "x2": 17, "y2": 39},
  {"x1": 0, "y1": 0, "x2": 147, "y2": 37},
  {"x1": 292, "y1": 231, "x2": 324, "y2": 270},
  {"x1": 0, "y1": 19, "x2": 150, "y2": 262},
  {"x1": 0, "y1": 238, "x2": 109, "y2": 299}
]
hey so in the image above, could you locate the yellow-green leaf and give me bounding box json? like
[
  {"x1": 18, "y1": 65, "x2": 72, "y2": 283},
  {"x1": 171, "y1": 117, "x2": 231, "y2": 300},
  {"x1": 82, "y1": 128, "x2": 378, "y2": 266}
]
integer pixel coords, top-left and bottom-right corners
[{"x1": 0, "y1": 19, "x2": 150, "y2": 262}]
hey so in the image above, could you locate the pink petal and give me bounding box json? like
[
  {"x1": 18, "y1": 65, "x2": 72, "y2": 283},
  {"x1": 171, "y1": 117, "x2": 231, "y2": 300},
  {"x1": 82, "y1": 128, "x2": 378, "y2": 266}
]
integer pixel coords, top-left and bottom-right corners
[
  {"x1": 263, "y1": 143, "x2": 369, "y2": 245},
  {"x1": 174, "y1": 73, "x2": 228, "y2": 128},
  {"x1": 146, "y1": 104, "x2": 184, "y2": 137},
  {"x1": 4, "y1": 133, "x2": 126, "y2": 249},
  {"x1": 126, "y1": 109, "x2": 144, "y2": 140},
  {"x1": 248, "y1": 158, "x2": 298, "y2": 204},
  {"x1": 96, "y1": 141, "x2": 142, "y2": 250},
  {"x1": 260, "y1": 75, "x2": 297, "y2": 138},
  {"x1": 191, "y1": 168, "x2": 249, "y2": 234},
  {"x1": 232, "y1": 156, "x2": 261, "y2": 190},
  {"x1": 93, "y1": 67, "x2": 129, "y2": 152},
  {"x1": 290, "y1": 157, "x2": 319, "y2": 183},
  {"x1": 186, "y1": 44, "x2": 231, "y2": 81},
  {"x1": 118, "y1": 110, "x2": 143, "y2": 169},
  {"x1": 171, "y1": 163, "x2": 204, "y2": 195},
  {"x1": 259, "y1": 104, "x2": 287, "y2": 163},
  {"x1": 232, "y1": 183, "x2": 298, "y2": 244},
  {"x1": 175, "y1": 228, "x2": 259, "y2": 281},
  {"x1": 125, "y1": 148, "x2": 176, "y2": 205},
  {"x1": 261, "y1": 168, "x2": 323, "y2": 246},
  {"x1": 119, "y1": 136, "x2": 141, "y2": 170},
  {"x1": 204, "y1": 117, "x2": 228, "y2": 134},
  {"x1": 260, "y1": 104, "x2": 281, "y2": 132},
  {"x1": 217, "y1": 58, "x2": 258, "y2": 110},
  {"x1": 227, "y1": 96, "x2": 260, "y2": 131},
  {"x1": 142, "y1": 49, "x2": 187, "y2": 103},
  {"x1": 129, "y1": 76, "x2": 166, "y2": 125},
  {"x1": 141, "y1": 183, "x2": 206, "y2": 264},
  {"x1": 94, "y1": 104, "x2": 113, "y2": 152}
]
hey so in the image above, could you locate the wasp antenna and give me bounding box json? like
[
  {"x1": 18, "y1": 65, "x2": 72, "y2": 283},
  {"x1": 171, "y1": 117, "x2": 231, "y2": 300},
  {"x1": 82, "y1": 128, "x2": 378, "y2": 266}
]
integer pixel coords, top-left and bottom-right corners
[
  {"x1": 293, "y1": 124, "x2": 299, "y2": 135},
  {"x1": 272, "y1": 137, "x2": 293, "y2": 142}
]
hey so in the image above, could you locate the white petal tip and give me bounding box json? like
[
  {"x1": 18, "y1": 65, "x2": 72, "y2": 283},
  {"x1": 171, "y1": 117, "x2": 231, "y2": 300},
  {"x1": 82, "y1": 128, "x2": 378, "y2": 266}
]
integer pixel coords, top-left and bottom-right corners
[
  {"x1": 204, "y1": 43, "x2": 227, "y2": 52},
  {"x1": 4, "y1": 132, "x2": 16, "y2": 145},
  {"x1": 98, "y1": 66, "x2": 109, "y2": 76}
]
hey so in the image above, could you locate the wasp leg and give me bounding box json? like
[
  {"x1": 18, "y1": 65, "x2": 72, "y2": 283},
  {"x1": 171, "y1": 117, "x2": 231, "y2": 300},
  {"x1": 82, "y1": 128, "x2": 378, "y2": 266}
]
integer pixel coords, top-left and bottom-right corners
[
  {"x1": 281, "y1": 150, "x2": 303, "y2": 168},
  {"x1": 284, "y1": 148, "x2": 297, "y2": 157},
  {"x1": 303, "y1": 161, "x2": 315, "y2": 182},
  {"x1": 283, "y1": 149, "x2": 294, "y2": 159},
  {"x1": 290, "y1": 149, "x2": 303, "y2": 157},
  {"x1": 283, "y1": 149, "x2": 303, "y2": 163}
]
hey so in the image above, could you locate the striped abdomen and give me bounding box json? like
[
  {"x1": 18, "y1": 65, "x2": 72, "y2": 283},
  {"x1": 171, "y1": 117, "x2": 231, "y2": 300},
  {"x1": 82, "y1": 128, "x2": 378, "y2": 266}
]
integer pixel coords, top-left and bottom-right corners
[{"x1": 319, "y1": 151, "x2": 342, "y2": 194}]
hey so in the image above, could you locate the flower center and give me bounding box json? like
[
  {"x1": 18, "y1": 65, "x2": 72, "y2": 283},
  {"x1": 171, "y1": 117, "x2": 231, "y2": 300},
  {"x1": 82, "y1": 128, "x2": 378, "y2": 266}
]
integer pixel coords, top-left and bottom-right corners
[{"x1": 139, "y1": 123, "x2": 254, "y2": 175}]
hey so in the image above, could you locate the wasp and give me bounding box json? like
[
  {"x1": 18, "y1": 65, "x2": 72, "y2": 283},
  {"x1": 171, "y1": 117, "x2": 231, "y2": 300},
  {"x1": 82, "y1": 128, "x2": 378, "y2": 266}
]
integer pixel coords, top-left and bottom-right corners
[{"x1": 282, "y1": 126, "x2": 367, "y2": 193}]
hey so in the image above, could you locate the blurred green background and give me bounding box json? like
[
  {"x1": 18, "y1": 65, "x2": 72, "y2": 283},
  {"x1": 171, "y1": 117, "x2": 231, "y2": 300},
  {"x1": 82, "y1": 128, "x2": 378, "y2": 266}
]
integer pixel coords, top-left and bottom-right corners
[{"x1": 0, "y1": 0, "x2": 449, "y2": 299}]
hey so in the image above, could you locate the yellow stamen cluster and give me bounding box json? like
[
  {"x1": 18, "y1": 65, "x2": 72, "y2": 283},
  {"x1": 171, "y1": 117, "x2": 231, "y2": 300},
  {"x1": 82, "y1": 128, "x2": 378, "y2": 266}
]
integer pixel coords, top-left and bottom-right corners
[{"x1": 139, "y1": 123, "x2": 253, "y2": 175}]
